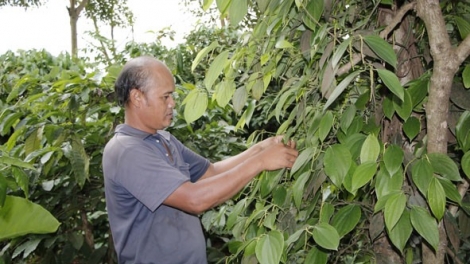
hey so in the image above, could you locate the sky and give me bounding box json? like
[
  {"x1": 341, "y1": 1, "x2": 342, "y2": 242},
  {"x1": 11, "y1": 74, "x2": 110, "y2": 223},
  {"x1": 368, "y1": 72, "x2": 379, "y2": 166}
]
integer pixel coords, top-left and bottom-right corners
[{"x1": 0, "y1": 0, "x2": 199, "y2": 56}]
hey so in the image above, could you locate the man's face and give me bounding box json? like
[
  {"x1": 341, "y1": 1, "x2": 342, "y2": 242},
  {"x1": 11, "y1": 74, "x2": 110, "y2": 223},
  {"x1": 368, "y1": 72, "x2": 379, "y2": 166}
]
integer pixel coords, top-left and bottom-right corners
[{"x1": 139, "y1": 64, "x2": 176, "y2": 132}]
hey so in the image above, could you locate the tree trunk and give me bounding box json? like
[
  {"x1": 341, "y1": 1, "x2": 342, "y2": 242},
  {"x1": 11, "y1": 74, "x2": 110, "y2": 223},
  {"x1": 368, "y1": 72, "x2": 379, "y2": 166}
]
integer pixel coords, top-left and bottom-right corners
[{"x1": 68, "y1": 0, "x2": 89, "y2": 57}]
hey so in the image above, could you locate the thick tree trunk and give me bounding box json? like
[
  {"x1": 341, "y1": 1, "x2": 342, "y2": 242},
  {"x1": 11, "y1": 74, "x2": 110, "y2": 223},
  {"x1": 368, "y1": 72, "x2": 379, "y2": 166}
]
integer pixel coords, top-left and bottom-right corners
[{"x1": 68, "y1": 0, "x2": 89, "y2": 57}]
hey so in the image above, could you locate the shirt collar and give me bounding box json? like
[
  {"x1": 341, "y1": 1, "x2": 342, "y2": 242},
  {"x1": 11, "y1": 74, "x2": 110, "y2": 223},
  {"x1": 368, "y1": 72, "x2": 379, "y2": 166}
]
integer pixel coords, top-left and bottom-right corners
[{"x1": 115, "y1": 124, "x2": 171, "y2": 142}]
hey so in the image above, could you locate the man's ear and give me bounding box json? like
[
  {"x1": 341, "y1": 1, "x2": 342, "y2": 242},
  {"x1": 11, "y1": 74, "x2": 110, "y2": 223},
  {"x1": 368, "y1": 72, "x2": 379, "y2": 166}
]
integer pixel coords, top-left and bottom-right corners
[{"x1": 129, "y1": 89, "x2": 142, "y2": 108}]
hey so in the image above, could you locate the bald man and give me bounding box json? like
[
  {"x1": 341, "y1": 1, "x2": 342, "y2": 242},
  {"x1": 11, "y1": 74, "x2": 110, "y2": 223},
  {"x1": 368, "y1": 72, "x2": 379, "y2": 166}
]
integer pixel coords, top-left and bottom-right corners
[{"x1": 102, "y1": 56, "x2": 298, "y2": 264}]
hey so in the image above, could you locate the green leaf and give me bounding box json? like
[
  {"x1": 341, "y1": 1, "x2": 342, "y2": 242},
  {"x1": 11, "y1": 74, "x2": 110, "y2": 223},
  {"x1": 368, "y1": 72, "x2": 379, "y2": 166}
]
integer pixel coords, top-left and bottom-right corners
[
  {"x1": 393, "y1": 90, "x2": 413, "y2": 121},
  {"x1": 427, "y1": 177, "x2": 446, "y2": 220},
  {"x1": 377, "y1": 69, "x2": 404, "y2": 101},
  {"x1": 0, "y1": 156, "x2": 36, "y2": 171},
  {"x1": 303, "y1": 0, "x2": 324, "y2": 31},
  {"x1": 24, "y1": 127, "x2": 42, "y2": 157},
  {"x1": 260, "y1": 170, "x2": 284, "y2": 198},
  {"x1": 293, "y1": 172, "x2": 310, "y2": 209},
  {"x1": 183, "y1": 89, "x2": 208, "y2": 123},
  {"x1": 0, "y1": 174, "x2": 6, "y2": 207},
  {"x1": 205, "y1": 50, "x2": 229, "y2": 90},
  {"x1": 437, "y1": 177, "x2": 461, "y2": 205},
  {"x1": 191, "y1": 41, "x2": 219, "y2": 72},
  {"x1": 252, "y1": 79, "x2": 265, "y2": 100},
  {"x1": 215, "y1": 80, "x2": 236, "y2": 107},
  {"x1": 383, "y1": 145, "x2": 403, "y2": 176},
  {"x1": 410, "y1": 206, "x2": 439, "y2": 251},
  {"x1": 411, "y1": 158, "x2": 434, "y2": 196},
  {"x1": 360, "y1": 134, "x2": 380, "y2": 163},
  {"x1": 382, "y1": 95, "x2": 395, "y2": 120},
  {"x1": 323, "y1": 70, "x2": 361, "y2": 110},
  {"x1": 255, "y1": 230, "x2": 284, "y2": 264},
  {"x1": 380, "y1": 0, "x2": 393, "y2": 5},
  {"x1": 456, "y1": 111, "x2": 470, "y2": 152},
  {"x1": 12, "y1": 238, "x2": 41, "y2": 259},
  {"x1": 229, "y1": 0, "x2": 248, "y2": 26},
  {"x1": 305, "y1": 246, "x2": 328, "y2": 264},
  {"x1": 388, "y1": 210, "x2": 412, "y2": 253},
  {"x1": 384, "y1": 192, "x2": 406, "y2": 230},
  {"x1": 324, "y1": 144, "x2": 352, "y2": 188},
  {"x1": 202, "y1": 0, "x2": 214, "y2": 11},
  {"x1": 291, "y1": 147, "x2": 315, "y2": 174},
  {"x1": 67, "y1": 136, "x2": 90, "y2": 189},
  {"x1": 11, "y1": 167, "x2": 29, "y2": 199},
  {"x1": 318, "y1": 111, "x2": 334, "y2": 142},
  {"x1": 0, "y1": 112, "x2": 22, "y2": 136},
  {"x1": 454, "y1": 16, "x2": 470, "y2": 39},
  {"x1": 351, "y1": 161, "x2": 377, "y2": 192},
  {"x1": 403, "y1": 116, "x2": 420, "y2": 141},
  {"x1": 427, "y1": 153, "x2": 461, "y2": 181},
  {"x1": 0, "y1": 196, "x2": 60, "y2": 240},
  {"x1": 312, "y1": 222, "x2": 340, "y2": 250},
  {"x1": 320, "y1": 202, "x2": 335, "y2": 223},
  {"x1": 363, "y1": 35, "x2": 397, "y2": 69},
  {"x1": 331, "y1": 204, "x2": 361, "y2": 237},
  {"x1": 375, "y1": 168, "x2": 403, "y2": 199},
  {"x1": 463, "y1": 65, "x2": 470, "y2": 89},
  {"x1": 463, "y1": 151, "x2": 470, "y2": 178},
  {"x1": 340, "y1": 105, "x2": 357, "y2": 133},
  {"x1": 232, "y1": 86, "x2": 248, "y2": 114},
  {"x1": 407, "y1": 76, "x2": 429, "y2": 107}
]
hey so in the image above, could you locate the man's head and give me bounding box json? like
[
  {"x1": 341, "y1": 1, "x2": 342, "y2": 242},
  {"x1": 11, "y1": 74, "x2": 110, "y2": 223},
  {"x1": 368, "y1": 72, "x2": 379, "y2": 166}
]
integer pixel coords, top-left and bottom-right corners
[{"x1": 115, "y1": 56, "x2": 176, "y2": 133}]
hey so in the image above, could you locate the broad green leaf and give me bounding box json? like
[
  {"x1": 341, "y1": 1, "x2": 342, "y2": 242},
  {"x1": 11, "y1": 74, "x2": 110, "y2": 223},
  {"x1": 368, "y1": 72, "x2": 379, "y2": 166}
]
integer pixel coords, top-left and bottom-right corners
[
  {"x1": 0, "y1": 156, "x2": 36, "y2": 171},
  {"x1": 312, "y1": 222, "x2": 340, "y2": 250},
  {"x1": 11, "y1": 167, "x2": 29, "y2": 199},
  {"x1": 382, "y1": 95, "x2": 395, "y2": 120},
  {"x1": 0, "y1": 112, "x2": 22, "y2": 136},
  {"x1": 363, "y1": 35, "x2": 397, "y2": 69},
  {"x1": 291, "y1": 147, "x2": 315, "y2": 174},
  {"x1": 360, "y1": 134, "x2": 380, "y2": 163},
  {"x1": 305, "y1": 246, "x2": 328, "y2": 264},
  {"x1": 384, "y1": 192, "x2": 406, "y2": 230},
  {"x1": 202, "y1": 0, "x2": 214, "y2": 10},
  {"x1": 331, "y1": 38, "x2": 351, "y2": 69},
  {"x1": 403, "y1": 116, "x2": 420, "y2": 141},
  {"x1": 463, "y1": 151, "x2": 470, "y2": 178},
  {"x1": 318, "y1": 111, "x2": 334, "y2": 142},
  {"x1": 454, "y1": 16, "x2": 470, "y2": 39},
  {"x1": 410, "y1": 206, "x2": 439, "y2": 251},
  {"x1": 232, "y1": 86, "x2": 248, "y2": 114},
  {"x1": 377, "y1": 69, "x2": 404, "y2": 101},
  {"x1": 286, "y1": 228, "x2": 305, "y2": 246},
  {"x1": 256, "y1": 0, "x2": 269, "y2": 13},
  {"x1": 324, "y1": 144, "x2": 352, "y2": 187},
  {"x1": 427, "y1": 178, "x2": 446, "y2": 220},
  {"x1": 255, "y1": 230, "x2": 284, "y2": 264},
  {"x1": 293, "y1": 172, "x2": 310, "y2": 208},
  {"x1": 351, "y1": 161, "x2": 377, "y2": 192},
  {"x1": 191, "y1": 41, "x2": 218, "y2": 72},
  {"x1": 375, "y1": 167, "x2": 403, "y2": 199},
  {"x1": 388, "y1": 210, "x2": 412, "y2": 253},
  {"x1": 437, "y1": 177, "x2": 461, "y2": 205},
  {"x1": 427, "y1": 153, "x2": 461, "y2": 181},
  {"x1": 0, "y1": 174, "x2": 6, "y2": 207},
  {"x1": 0, "y1": 195, "x2": 60, "y2": 240},
  {"x1": 456, "y1": 111, "x2": 470, "y2": 152},
  {"x1": 205, "y1": 50, "x2": 229, "y2": 90},
  {"x1": 319, "y1": 202, "x2": 335, "y2": 223},
  {"x1": 331, "y1": 204, "x2": 361, "y2": 237},
  {"x1": 216, "y1": 0, "x2": 230, "y2": 14},
  {"x1": 252, "y1": 79, "x2": 265, "y2": 100},
  {"x1": 303, "y1": 0, "x2": 324, "y2": 31},
  {"x1": 407, "y1": 76, "x2": 429, "y2": 107},
  {"x1": 228, "y1": 0, "x2": 248, "y2": 26},
  {"x1": 323, "y1": 70, "x2": 361, "y2": 110},
  {"x1": 275, "y1": 39, "x2": 294, "y2": 49},
  {"x1": 374, "y1": 191, "x2": 402, "y2": 213},
  {"x1": 215, "y1": 80, "x2": 236, "y2": 107},
  {"x1": 24, "y1": 127, "x2": 42, "y2": 157},
  {"x1": 463, "y1": 65, "x2": 470, "y2": 89},
  {"x1": 411, "y1": 158, "x2": 434, "y2": 196},
  {"x1": 227, "y1": 198, "x2": 247, "y2": 229},
  {"x1": 67, "y1": 136, "x2": 90, "y2": 188},
  {"x1": 380, "y1": 0, "x2": 393, "y2": 5},
  {"x1": 340, "y1": 105, "x2": 357, "y2": 133},
  {"x1": 383, "y1": 145, "x2": 403, "y2": 176},
  {"x1": 260, "y1": 170, "x2": 284, "y2": 198},
  {"x1": 393, "y1": 90, "x2": 413, "y2": 121},
  {"x1": 183, "y1": 89, "x2": 208, "y2": 123}
]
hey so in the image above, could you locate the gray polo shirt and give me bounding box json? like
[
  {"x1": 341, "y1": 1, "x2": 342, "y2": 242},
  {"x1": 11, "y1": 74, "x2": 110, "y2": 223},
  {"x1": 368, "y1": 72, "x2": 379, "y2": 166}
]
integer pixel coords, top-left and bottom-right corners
[{"x1": 103, "y1": 124, "x2": 210, "y2": 264}]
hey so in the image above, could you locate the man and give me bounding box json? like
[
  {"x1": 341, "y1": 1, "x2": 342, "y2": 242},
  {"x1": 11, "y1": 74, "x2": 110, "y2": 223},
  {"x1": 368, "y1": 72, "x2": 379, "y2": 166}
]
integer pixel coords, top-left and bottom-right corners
[{"x1": 102, "y1": 56, "x2": 298, "y2": 264}]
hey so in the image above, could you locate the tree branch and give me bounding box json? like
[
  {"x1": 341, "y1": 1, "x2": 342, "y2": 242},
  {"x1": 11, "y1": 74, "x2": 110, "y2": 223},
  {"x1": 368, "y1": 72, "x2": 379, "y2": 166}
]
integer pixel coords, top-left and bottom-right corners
[
  {"x1": 454, "y1": 34, "x2": 470, "y2": 66},
  {"x1": 336, "y1": 1, "x2": 417, "y2": 76}
]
